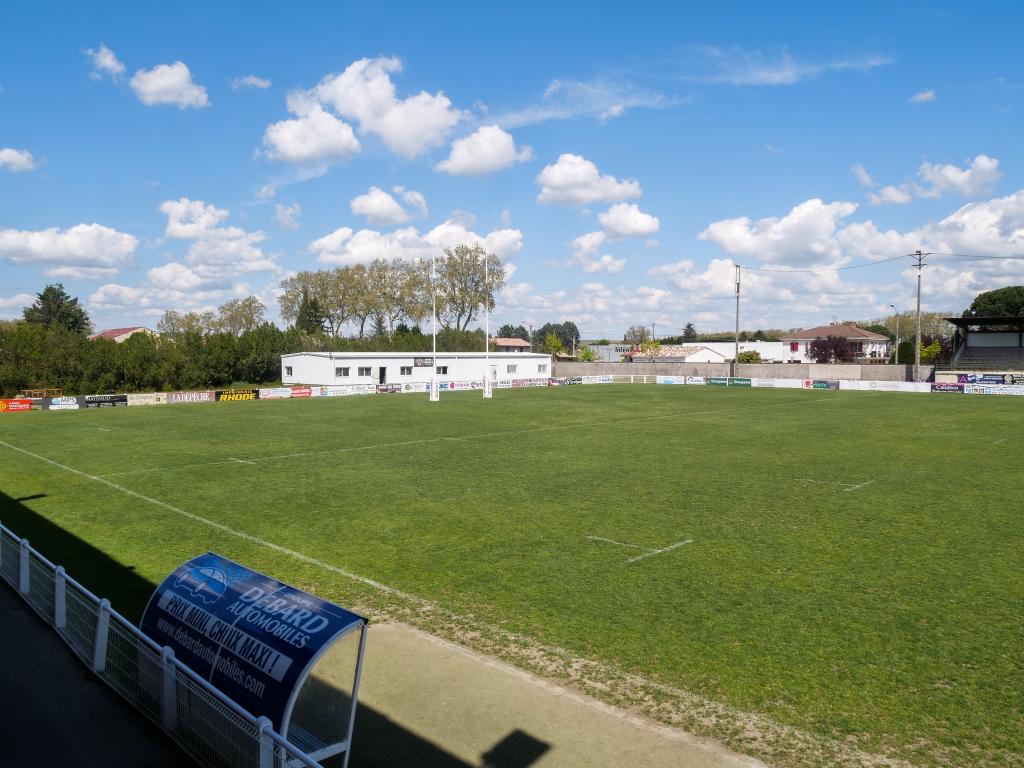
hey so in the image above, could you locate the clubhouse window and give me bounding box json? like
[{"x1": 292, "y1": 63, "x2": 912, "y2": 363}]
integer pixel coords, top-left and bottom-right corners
[
  {"x1": 358, "y1": 366, "x2": 372, "y2": 377},
  {"x1": 400, "y1": 366, "x2": 412, "y2": 376},
  {"x1": 538, "y1": 364, "x2": 548, "y2": 373},
  {"x1": 507, "y1": 364, "x2": 518, "y2": 373},
  {"x1": 285, "y1": 366, "x2": 293, "y2": 376},
  {"x1": 336, "y1": 367, "x2": 349, "y2": 377},
  {"x1": 436, "y1": 366, "x2": 448, "y2": 375}
]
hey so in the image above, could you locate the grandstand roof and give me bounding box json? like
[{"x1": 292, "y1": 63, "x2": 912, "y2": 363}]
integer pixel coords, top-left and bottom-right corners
[{"x1": 946, "y1": 316, "x2": 1024, "y2": 330}]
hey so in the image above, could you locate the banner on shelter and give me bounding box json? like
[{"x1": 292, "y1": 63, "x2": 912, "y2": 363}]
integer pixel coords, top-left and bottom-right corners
[
  {"x1": 958, "y1": 373, "x2": 1024, "y2": 384},
  {"x1": 413, "y1": 357, "x2": 434, "y2": 367},
  {"x1": 141, "y1": 552, "x2": 364, "y2": 730}
]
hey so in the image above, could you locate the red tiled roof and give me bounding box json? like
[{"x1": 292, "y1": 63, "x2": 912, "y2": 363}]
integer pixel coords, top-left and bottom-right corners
[
  {"x1": 491, "y1": 337, "x2": 532, "y2": 347},
  {"x1": 88, "y1": 326, "x2": 148, "y2": 341},
  {"x1": 779, "y1": 325, "x2": 889, "y2": 341}
]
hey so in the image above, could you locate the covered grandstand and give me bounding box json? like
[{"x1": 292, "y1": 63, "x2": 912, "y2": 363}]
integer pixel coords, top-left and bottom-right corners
[{"x1": 946, "y1": 316, "x2": 1024, "y2": 371}]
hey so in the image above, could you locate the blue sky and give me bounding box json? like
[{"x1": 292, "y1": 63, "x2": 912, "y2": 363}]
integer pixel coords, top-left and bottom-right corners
[{"x1": 2, "y1": 1, "x2": 1022, "y2": 337}]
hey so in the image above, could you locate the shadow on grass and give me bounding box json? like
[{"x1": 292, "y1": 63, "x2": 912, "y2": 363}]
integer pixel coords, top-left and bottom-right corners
[{"x1": 0, "y1": 491, "x2": 551, "y2": 768}]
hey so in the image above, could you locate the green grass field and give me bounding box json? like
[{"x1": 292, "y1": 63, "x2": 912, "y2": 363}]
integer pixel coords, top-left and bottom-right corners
[{"x1": 1, "y1": 385, "x2": 1021, "y2": 767}]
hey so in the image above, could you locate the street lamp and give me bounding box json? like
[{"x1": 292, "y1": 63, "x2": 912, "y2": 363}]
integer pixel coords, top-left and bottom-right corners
[{"x1": 889, "y1": 304, "x2": 900, "y2": 366}]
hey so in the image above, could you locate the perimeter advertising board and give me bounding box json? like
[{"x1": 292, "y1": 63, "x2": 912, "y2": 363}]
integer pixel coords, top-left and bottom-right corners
[
  {"x1": 804, "y1": 379, "x2": 840, "y2": 390},
  {"x1": 168, "y1": 391, "x2": 216, "y2": 404},
  {"x1": 44, "y1": 396, "x2": 85, "y2": 410},
  {"x1": 85, "y1": 394, "x2": 128, "y2": 408},
  {"x1": 656, "y1": 376, "x2": 686, "y2": 384},
  {"x1": 258, "y1": 388, "x2": 292, "y2": 400},
  {"x1": 957, "y1": 373, "x2": 1024, "y2": 384},
  {"x1": 707, "y1": 377, "x2": 729, "y2": 386},
  {"x1": 581, "y1": 375, "x2": 614, "y2": 384},
  {"x1": 127, "y1": 392, "x2": 168, "y2": 406},
  {"x1": 727, "y1": 377, "x2": 752, "y2": 387},
  {"x1": 931, "y1": 383, "x2": 964, "y2": 393},
  {"x1": 0, "y1": 399, "x2": 32, "y2": 413},
  {"x1": 141, "y1": 552, "x2": 364, "y2": 729},
  {"x1": 216, "y1": 389, "x2": 259, "y2": 402}
]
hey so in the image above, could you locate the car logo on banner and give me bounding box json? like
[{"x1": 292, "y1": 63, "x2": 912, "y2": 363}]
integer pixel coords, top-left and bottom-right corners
[{"x1": 174, "y1": 565, "x2": 229, "y2": 605}]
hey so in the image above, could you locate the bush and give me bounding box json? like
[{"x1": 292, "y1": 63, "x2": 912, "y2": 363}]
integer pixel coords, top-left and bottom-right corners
[{"x1": 737, "y1": 350, "x2": 762, "y2": 363}]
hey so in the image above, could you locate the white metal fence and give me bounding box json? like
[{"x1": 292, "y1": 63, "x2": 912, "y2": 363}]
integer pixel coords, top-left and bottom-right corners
[{"x1": 0, "y1": 522, "x2": 325, "y2": 768}]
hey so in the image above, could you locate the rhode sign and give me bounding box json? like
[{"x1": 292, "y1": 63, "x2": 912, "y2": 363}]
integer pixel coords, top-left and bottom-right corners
[{"x1": 141, "y1": 552, "x2": 365, "y2": 729}]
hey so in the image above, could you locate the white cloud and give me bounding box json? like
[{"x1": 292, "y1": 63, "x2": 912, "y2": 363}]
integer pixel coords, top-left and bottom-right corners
[
  {"x1": 567, "y1": 231, "x2": 626, "y2": 274},
  {"x1": 261, "y1": 103, "x2": 360, "y2": 164},
  {"x1": 86, "y1": 44, "x2": 125, "y2": 81},
  {"x1": 0, "y1": 223, "x2": 137, "y2": 275},
  {"x1": 160, "y1": 198, "x2": 232, "y2": 239},
  {"x1": 700, "y1": 198, "x2": 858, "y2": 265},
  {"x1": 435, "y1": 125, "x2": 533, "y2": 175},
  {"x1": 0, "y1": 148, "x2": 36, "y2": 172},
  {"x1": 309, "y1": 57, "x2": 464, "y2": 157},
  {"x1": 350, "y1": 186, "x2": 427, "y2": 225},
  {"x1": 231, "y1": 75, "x2": 271, "y2": 90},
  {"x1": 537, "y1": 154, "x2": 642, "y2": 206},
  {"x1": 0, "y1": 293, "x2": 34, "y2": 319},
  {"x1": 130, "y1": 62, "x2": 210, "y2": 109},
  {"x1": 851, "y1": 164, "x2": 874, "y2": 188},
  {"x1": 158, "y1": 197, "x2": 278, "y2": 282},
  {"x1": 909, "y1": 89, "x2": 936, "y2": 103},
  {"x1": 495, "y1": 77, "x2": 673, "y2": 128},
  {"x1": 867, "y1": 184, "x2": 913, "y2": 205},
  {"x1": 599, "y1": 203, "x2": 660, "y2": 238},
  {"x1": 918, "y1": 154, "x2": 1001, "y2": 198},
  {"x1": 682, "y1": 46, "x2": 892, "y2": 86},
  {"x1": 309, "y1": 218, "x2": 522, "y2": 266},
  {"x1": 921, "y1": 189, "x2": 1024, "y2": 256},
  {"x1": 275, "y1": 203, "x2": 301, "y2": 229}
]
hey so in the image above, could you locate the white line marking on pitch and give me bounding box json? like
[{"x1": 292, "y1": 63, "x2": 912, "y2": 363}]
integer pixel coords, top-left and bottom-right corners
[
  {"x1": 229, "y1": 457, "x2": 256, "y2": 465},
  {"x1": 585, "y1": 534, "x2": 648, "y2": 551},
  {"x1": 992, "y1": 438, "x2": 1007, "y2": 445},
  {"x1": 100, "y1": 395, "x2": 848, "y2": 479},
  {"x1": 626, "y1": 540, "x2": 693, "y2": 564},
  {"x1": 97, "y1": 428, "x2": 111, "y2": 432},
  {"x1": 796, "y1": 477, "x2": 874, "y2": 492},
  {"x1": 587, "y1": 534, "x2": 693, "y2": 563}
]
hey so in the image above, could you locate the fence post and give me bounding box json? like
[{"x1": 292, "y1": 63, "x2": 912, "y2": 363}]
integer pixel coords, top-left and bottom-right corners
[
  {"x1": 93, "y1": 598, "x2": 111, "y2": 673},
  {"x1": 54, "y1": 566, "x2": 67, "y2": 629},
  {"x1": 162, "y1": 646, "x2": 177, "y2": 730},
  {"x1": 258, "y1": 716, "x2": 274, "y2": 768},
  {"x1": 19, "y1": 538, "x2": 30, "y2": 594}
]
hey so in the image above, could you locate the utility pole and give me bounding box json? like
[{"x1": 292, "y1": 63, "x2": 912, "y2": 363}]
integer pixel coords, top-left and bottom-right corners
[
  {"x1": 734, "y1": 264, "x2": 741, "y2": 375},
  {"x1": 912, "y1": 250, "x2": 927, "y2": 382},
  {"x1": 889, "y1": 304, "x2": 900, "y2": 366}
]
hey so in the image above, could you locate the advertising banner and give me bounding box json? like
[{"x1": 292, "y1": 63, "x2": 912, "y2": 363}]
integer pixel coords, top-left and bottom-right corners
[
  {"x1": 43, "y1": 396, "x2": 84, "y2": 410},
  {"x1": 318, "y1": 384, "x2": 375, "y2": 397},
  {"x1": 958, "y1": 373, "x2": 1024, "y2": 384},
  {"x1": 413, "y1": 357, "x2": 434, "y2": 367},
  {"x1": 85, "y1": 394, "x2": 128, "y2": 408},
  {"x1": 376, "y1": 384, "x2": 401, "y2": 393},
  {"x1": 511, "y1": 377, "x2": 548, "y2": 388},
  {"x1": 127, "y1": 392, "x2": 168, "y2": 406},
  {"x1": 581, "y1": 375, "x2": 614, "y2": 384},
  {"x1": 547, "y1": 377, "x2": 568, "y2": 386},
  {"x1": 215, "y1": 389, "x2": 259, "y2": 402},
  {"x1": 168, "y1": 391, "x2": 216, "y2": 404},
  {"x1": 931, "y1": 383, "x2": 964, "y2": 393},
  {"x1": 0, "y1": 398, "x2": 32, "y2": 413},
  {"x1": 401, "y1": 382, "x2": 429, "y2": 393},
  {"x1": 965, "y1": 383, "x2": 1024, "y2": 396},
  {"x1": 727, "y1": 377, "x2": 752, "y2": 387},
  {"x1": 258, "y1": 388, "x2": 292, "y2": 400},
  {"x1": 656, "y1": 376, "x2": 686, "y2": 384},
  {"x1": 804, "y1": 379, "x2": 840, "y2": 390},
  {"x1": 492, "y1": 379, "x2": 513, "y2": 389},
  {"x1": 707, "y1": 377, "x2": 729, "y2": 386},
  {"x1": 290, "y1": 387, "x2": 312, "y2": 398},
  {"x1": 141, "y1": 552, "x2": 364, "y2": 730},
  {"x1": 686, "y1": 376, "x2": 706, "y2": 385}
]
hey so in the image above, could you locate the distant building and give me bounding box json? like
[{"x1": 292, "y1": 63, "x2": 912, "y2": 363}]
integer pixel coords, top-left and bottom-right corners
[
  {"x1": 281, "y1": 351, "x2": 552, "y2": 386},
  {"x1": 585, "y1": 344, "x2": 634, "y2": 362},
  {"x1": 779, "y1": 325, "x2": 889, "y2": 362},
  {"x1": 88, "y1": 326, "x2": 159, "y2": 343},
  {"x1": 631, "y1": 344, "x2": 727, "y2": 363},
  {"x1": 491, "y1": 337, "x2": 532, "y2": 352}
]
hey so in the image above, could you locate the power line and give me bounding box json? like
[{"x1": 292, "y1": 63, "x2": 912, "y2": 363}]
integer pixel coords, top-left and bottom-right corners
[{"x1": 739, "y1": 252, "x2": 911, "y2": 273}]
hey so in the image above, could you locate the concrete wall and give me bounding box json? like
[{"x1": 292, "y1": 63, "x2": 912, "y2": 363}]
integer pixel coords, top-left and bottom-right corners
[{"x1": 554, "y1": 361, "x2": 932, "y2": 382}]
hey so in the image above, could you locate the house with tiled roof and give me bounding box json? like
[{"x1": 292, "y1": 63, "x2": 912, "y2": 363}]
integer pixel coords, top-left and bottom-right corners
[
  {"x1": 88, "y1": 326, "x2": 159, "y2": 343},
  {"x1": 779, "y1": 325, "x2": 889, "y2": 362},
  {"x1": 490, "y1": 337, "x2": 532, "y2": 352},
  {"x1": 630, "y1": 344, "x2": 727, "y2": 363}
]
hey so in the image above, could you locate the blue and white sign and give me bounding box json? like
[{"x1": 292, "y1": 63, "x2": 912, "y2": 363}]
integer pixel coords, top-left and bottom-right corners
[{"x1": 141, "y1": 552, "x2": 365, "y2": 729}]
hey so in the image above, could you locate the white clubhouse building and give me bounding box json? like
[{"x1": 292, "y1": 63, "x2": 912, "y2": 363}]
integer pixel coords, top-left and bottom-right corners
[{"x1": 281, "y1": 351, "x2": 552, "y2": 387}]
